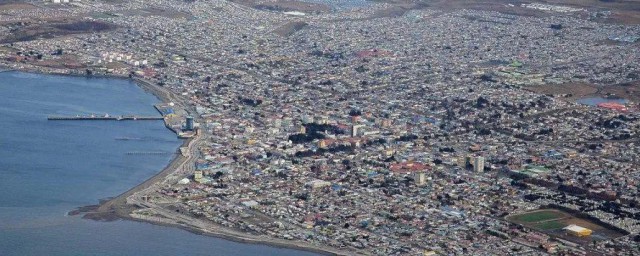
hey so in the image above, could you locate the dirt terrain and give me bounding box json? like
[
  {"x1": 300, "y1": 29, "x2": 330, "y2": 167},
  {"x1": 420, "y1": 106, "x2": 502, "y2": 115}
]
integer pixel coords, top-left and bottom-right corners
[
  {"x1": 273, "y1": 21, "x2": 308, "y2": 37},
  {"x1": 526, "y1": 83, "x2": 599, "y2": 100},
  {"x1": 527, "y1": 80, "x2": 640, "y2": 102},
  {"x1": 230, "y1": 0, "x2": 331, "y2": 12},
  {"x1": 0, "y1": 2, "x2": 36, "y2": 10},
  {"x1": 0, "y1": 20, "x2": 116, "y2": 44},
  {"x1": 226, "y1": 0, "x2": 640, "y2": 24}
]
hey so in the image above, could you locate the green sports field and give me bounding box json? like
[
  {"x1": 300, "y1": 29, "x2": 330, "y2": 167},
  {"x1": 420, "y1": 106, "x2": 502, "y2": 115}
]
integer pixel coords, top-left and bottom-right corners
[
  {"x1": 508, "y1": 210, "x2": 567, "y2": 223},
  {"x1": 506, "y1": 209, "x2": 626, "y2": 244},
  {"x1": 533, "y1": 220, "x2": 566, "y2": 230}
]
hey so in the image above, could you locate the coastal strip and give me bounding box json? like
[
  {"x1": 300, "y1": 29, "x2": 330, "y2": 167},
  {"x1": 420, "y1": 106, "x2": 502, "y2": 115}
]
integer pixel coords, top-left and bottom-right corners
[
  {"x1": 80, "y1": 76, "x2": 351, "y2": 256},
  {"x1": 81, "y1": 136, "x2": 192, "y2": 221},
  {"x1": 119, "y1": 214, "x2": 350, "y2": 256},
  {"x1": 1, "y1": 62, "x2": 351, "y2": 256}
]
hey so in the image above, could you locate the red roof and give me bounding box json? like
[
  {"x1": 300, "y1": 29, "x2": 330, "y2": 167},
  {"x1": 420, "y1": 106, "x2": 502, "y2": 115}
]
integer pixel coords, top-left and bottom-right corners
[
  {"x1": 597, "y1": 102, "x2": 628, "y2": 112},
  {"x1": 390, "y1": 162, "x2": 430, "y2": 173},
  {"x1": 143, "y1": 68, "x2": 156, "y2": 77}
]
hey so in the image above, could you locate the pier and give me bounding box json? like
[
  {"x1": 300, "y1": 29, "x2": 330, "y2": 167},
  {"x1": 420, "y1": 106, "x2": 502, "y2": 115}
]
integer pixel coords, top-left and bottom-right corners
[
  {"x1": 48, "y1": 115, "x2": 164, "y2": 121},
  {"x1": 126, "y1": 151, "x2": 175, "y2": 155}
]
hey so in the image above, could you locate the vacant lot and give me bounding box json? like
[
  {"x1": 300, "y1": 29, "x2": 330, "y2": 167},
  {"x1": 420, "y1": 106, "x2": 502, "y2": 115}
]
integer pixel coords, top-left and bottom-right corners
[
  {"x1": 273, "y1": 21, "x2": 308, "y2": 37},
  {"x1": 0, "y1": 2, "x2": 37, "y2": 10},
  {"x1": 1, "y1": 20, "x2": 116, "y2": 44},
  {"x1": 527, "y1": 80, "x2": 640, "y2": 103},
  {"x1": 526, "y1": 83, "x2": 598, "y2": 100}
]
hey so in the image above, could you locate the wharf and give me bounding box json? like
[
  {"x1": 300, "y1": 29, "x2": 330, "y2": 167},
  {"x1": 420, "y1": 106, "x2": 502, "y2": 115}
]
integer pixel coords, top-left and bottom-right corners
[
  {"x1": 126, "y1": 151, "x2": 175, "y2": 155},
  {"x1": 48, "y1": 115, "x2": 163, "y2": 121}
]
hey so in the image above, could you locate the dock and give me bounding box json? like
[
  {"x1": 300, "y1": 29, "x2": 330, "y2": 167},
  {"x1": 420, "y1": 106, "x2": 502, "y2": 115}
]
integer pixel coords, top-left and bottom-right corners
[
  {"x1": 126, "y1": 151, "x2": 175, "y2": 155},
  {"x1": 48, "y1": 115, "x2": 163, "y2": 121}
]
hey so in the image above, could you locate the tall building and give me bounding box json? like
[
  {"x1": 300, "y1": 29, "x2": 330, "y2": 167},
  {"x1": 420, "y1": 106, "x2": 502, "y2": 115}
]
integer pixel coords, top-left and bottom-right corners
[
  {"x1": 194, "y1": 170, "x2": 203, "y2": 183},
  {"x1": 415, "y1": 172, "x2": 426, "y2": 186},
  {"x1": 351, "y1": 125, "x2": 364, "y2": 137},
  {"x1": 459, "y1": 155, "x2": 472, "y2": 170},
  {"x1": 474, "y1": 156, "x2": 485, "y2": 172},
  {"x1": 185, "y1": 116, "x2": 194, "y2": 131}
]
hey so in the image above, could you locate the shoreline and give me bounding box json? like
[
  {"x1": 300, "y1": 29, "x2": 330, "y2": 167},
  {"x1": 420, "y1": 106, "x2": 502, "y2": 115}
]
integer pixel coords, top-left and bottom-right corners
[
  {"x1": 77, "y1": 130, "x2": 349, "y2": 255},
  {"x1": 2, "y1": 63, "x2": 352, "y2": 256},
  {"x1": 118, "y1": 213, "x2": 347, "y2": 256},
  {"x1": 0, "y1": 63, "x2": 175, "y2": 104}
]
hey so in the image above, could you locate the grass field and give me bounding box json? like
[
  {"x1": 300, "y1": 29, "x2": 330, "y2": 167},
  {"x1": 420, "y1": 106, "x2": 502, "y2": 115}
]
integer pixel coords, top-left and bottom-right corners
[
  {"x1": 509, "y1": 210, "x2": 566, "y2": 223},
  {"x1": 533, "y1": 220, "x2": 565, "y2": 230}
]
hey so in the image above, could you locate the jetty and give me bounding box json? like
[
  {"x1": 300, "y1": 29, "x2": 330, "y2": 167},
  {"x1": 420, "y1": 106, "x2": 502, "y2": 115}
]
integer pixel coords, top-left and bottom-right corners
[
  {"x1": 48, "y1": 115, "x2": 163, "y2": 121},
  {"x1": 126, "y1": 151, "x2": 175, "y2": 155}
]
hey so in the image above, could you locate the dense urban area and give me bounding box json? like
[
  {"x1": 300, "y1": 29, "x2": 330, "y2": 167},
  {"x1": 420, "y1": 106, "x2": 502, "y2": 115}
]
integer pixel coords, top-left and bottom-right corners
[{"x1": 1, "y1": 0, "x2": 640, "y2": 255}]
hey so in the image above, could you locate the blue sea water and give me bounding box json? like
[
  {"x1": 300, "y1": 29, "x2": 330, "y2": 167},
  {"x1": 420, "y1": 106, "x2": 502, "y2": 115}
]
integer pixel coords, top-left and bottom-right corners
[
  {"x1": 576, "y1": 96, "x2": 628, "y2": 106},
  {"x1": 0, "y1": 72, "x2": 317, "y2": 256}
]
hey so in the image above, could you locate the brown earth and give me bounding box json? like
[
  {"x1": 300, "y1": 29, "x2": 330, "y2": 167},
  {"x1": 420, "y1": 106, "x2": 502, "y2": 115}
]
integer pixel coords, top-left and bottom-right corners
[
  {"x1": 525, "y1": 83, "x2": 598, "y2": 100},
  {"x1": 230, "y1": 0, "x2": 640, "y2": 24},
  {"x1": 0, "y1": 2, "x2": 37, "y2": 10},
  {"x1": 121, "y1": 8, "x2": 194, "y2": 19},
  {"x1": 526, "y1": 81, "x2": 640, "y2": 102},
  {"x1": 1, "y1": 20, "x2": 116, "y2": 43},
  {"x1": 381, "y1": 0, "x2": 640, "y2": 24},
  {"x1": 230, "y1": 0, "x2": 331, "y2": 13},
  {"x1": 273, "y1": 21, "x2": 308, "y2": 37},
  {"x1": 600, "y1": 81, "x2": 640, "y2": 102}
]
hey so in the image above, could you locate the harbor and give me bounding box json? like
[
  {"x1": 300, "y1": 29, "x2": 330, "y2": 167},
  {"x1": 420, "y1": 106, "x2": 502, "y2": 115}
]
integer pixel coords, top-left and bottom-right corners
[
  {"x1": 154, "y1": 103, "x2": 197, "y2": 139},
  {"x1": 46, "y1": 101, "x2": 197, "y2": 139}
]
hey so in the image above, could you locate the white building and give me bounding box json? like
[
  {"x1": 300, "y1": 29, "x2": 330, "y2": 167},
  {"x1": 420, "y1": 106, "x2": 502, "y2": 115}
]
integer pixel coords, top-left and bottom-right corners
[{"x1": 474, "y1": 156, "x2": 485, "y2": 172}]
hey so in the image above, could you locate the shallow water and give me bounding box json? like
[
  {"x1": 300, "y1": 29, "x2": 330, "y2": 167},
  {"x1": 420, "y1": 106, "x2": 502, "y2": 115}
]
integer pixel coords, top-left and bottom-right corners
[{"x1": 576, "y1": 96, "x2": 627, "y2": 106}]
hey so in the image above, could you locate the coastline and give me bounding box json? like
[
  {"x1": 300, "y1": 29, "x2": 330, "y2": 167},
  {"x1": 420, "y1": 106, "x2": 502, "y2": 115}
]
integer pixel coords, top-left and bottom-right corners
[
  {"x1": 0, "y1": 63, "x2": 352, "y2": 256},
  {"x1": 110, "y1": 81, "x2": 350, "y2": 255},
  {"x1": 81, "y1": 136, "x2": 191, "y2": 220},
  {"x1": 78, "y1": 131, "x2": 350, "y2": 256},
  {"x1": 118, "y1": 213, "x2": 348, "y2": 256}
]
